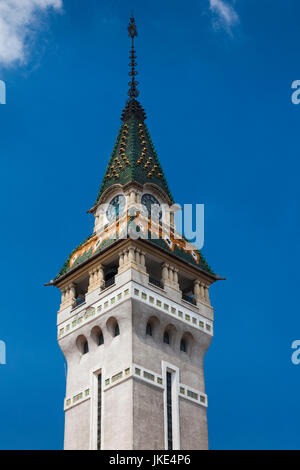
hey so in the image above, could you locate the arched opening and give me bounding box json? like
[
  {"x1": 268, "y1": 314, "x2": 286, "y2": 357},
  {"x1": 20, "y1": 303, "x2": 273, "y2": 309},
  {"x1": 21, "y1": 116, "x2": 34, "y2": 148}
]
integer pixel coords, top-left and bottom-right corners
[
  {"x1": 106, "y1": 316, "x2": 120, "y2": 338},
  {"x1": 83, "y1": 340, "x2": 89, "y2": 354},
  {"x1": 163, "y1": 324, "x2": 177, "y2": 347},
  {"x1": 114, "y1": 322, "x2": 120, "y2": 337},
  {"x1": 72, "y1": 273, "x2": 89, "y2": 308},
  {"x1": 146, "y1": 322, "x2": 152, "y2": 336},
  {"x1": 163, "y1": 331, "x2": 170, "y2": 344},
  {"x1": 104, "y1": 265, "x2": 118, "y2": 289},
  {"x1": 180, "y1": 332, "x2": 194, "y2": 356},
  {"x1": 91, "y1": 326, "x2": 104, "y2": 346},
  {"x1": 76, "y1": 335, "x2": 89, "y2": 355},
  {"x1": 98, "y1": 331, "x2": 104, "y2": 345},
  {"x1": 144, "y1": 316, "x2": 160, "y2": 340}
]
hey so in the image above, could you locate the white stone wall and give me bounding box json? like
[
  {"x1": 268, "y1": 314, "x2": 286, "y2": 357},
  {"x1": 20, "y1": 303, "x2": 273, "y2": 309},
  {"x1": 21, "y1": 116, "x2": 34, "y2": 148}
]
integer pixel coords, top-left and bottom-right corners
[{"x1": 57, "y1": 265, "x2": 213, "y2": 450}]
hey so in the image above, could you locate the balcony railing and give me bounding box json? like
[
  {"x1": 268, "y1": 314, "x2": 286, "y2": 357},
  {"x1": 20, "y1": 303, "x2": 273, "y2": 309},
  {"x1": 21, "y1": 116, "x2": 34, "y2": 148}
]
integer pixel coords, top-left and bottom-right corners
[
  {"x1": 182, "y1": 294, "x2": 196, "y2": 305},
  {"x1": 149, "y1": 277, "x2": 163, "y2": 289},
  {"x1": 75, "y1": 296, "x2": 86, "y2": 307},
  {"x1": 105, "y1": 276, "x2": 115, "y2": 288}
]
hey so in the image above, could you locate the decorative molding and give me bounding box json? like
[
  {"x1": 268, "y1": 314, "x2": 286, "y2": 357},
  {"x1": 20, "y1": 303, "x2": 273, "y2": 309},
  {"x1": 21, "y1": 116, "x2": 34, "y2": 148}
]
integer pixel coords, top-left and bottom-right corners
[
  {"x1": 178, "y1": 383, "x2": 207, "y2": 408},
  {"x1": 103, "y1": 367, "x2": 132, "y2": 391},
  {"x1": 131, "y1": 282, "x2": 213, "y2": 336},
  {"x1": 57, "y1": 280, "x2": 213, "y2": 340},
  {"x1": 58, "y1": 283, "x2": 131, "y2": 340},
  {"x1": 132, "y1": 363, "x2": 164, "y2": 389},
  {"x1": 102, "y1": 363, "x2": 207, "y2": 408},
  {"x1": 64, "y1": 387, "x2": 91, "y2": 411}
]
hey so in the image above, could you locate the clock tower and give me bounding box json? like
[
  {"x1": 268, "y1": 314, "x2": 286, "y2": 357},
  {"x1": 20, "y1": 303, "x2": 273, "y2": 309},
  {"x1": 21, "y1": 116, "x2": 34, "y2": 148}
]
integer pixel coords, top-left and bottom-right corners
[{"x1": 47, "y1": 16, "x2": 221, "y2": 450}]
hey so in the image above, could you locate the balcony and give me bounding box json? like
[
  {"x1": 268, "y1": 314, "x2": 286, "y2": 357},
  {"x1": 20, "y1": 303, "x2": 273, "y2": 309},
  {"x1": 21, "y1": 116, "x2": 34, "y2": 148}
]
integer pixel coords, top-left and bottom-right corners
[
  {"x1": 149, "y1": 276, "x2": 163, "y2": 289},
  {"x1": 104, "y1": 276, "x2": 115, "y2": 289},
  {"x1": 182, "y1": 293, "x2": 196, "y2": 306},
  {"x1": 73, "y1": 296, "x2": 86, "y2": 309}
]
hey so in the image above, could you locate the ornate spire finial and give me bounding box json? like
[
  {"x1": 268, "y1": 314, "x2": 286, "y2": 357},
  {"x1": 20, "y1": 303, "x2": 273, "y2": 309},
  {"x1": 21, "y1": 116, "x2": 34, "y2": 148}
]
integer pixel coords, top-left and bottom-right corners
[
  {"x1": 127, "y1": 15, "x2": 139, "y2": 99},
  {"x1": 121, "y1": 15, "x2": 146, "y2": 121}
]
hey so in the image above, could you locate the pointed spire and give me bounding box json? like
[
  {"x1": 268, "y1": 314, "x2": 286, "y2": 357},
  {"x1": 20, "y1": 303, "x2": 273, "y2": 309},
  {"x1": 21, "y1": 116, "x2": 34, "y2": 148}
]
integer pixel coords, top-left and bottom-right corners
[
  {"x1": 122, "y1": 15, "x2": 146, "y2": 122},
  {"x1": 93, "y1": 14, "x2": 173, "y2": 205}
]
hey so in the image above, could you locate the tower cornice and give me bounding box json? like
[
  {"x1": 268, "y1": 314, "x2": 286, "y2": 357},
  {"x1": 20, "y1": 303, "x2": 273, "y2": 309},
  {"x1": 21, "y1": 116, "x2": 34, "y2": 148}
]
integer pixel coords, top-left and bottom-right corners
[{"x1": 46, "y1": 236, "x2": 221, "y2": 290}]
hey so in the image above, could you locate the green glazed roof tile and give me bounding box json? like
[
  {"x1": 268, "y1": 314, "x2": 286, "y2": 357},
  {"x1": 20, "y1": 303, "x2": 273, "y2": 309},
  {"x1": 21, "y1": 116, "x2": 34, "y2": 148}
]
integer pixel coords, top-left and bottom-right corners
[{"x1": 94, "y1": 99, "x2": 174, "y2": 205}]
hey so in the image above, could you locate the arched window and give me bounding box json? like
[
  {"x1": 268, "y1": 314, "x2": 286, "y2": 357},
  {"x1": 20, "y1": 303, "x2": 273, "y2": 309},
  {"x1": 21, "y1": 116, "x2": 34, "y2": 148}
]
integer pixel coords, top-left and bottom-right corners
[
  {"x1": 98, "y1": 331, "x2": 104, "y2": 346},
  {"x1": 163, "y1": 331, "x2": 170, "y2": 344},
  {"x1": 106, "y1": 317, "x2": 120, "y2": 338},
  {"x1": 91, "y1": 326, "x2": 104, "y2": 347},
  {"x1": 180, "y1": 339, "x2": 186, "y2": 352},
  {"x1": 114, "y1": 323, "x2": 120, "y2": 337},
  {"x1": 76, "y1": 335, "x2": 89, "y2": 355},
  {"x1": 146, "y1": 322, "x2": 152, "y2": 336},
  {"x1": 83, "y1": 340, "x2": 89, "y2": 354}
]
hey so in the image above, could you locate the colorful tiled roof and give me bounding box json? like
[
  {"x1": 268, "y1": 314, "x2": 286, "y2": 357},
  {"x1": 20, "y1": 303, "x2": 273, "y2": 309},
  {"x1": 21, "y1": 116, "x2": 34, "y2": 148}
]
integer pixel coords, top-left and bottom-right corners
[
  {"x1": 55, "y1": 213, "x2": 215, "y2": 281},
  {"x1": 94, "y1": 99, "x2": 174, "y2": 206},
  {"x1": 53, "y1": 16, "x2": 215, "y2": 283}
]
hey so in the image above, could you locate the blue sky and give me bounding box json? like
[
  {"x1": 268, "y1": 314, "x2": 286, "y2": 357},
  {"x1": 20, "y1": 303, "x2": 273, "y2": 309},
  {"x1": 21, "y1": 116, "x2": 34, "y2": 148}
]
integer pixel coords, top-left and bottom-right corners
[{"x1": 0, "y1": 0, "x2": 299, "y2": 450}]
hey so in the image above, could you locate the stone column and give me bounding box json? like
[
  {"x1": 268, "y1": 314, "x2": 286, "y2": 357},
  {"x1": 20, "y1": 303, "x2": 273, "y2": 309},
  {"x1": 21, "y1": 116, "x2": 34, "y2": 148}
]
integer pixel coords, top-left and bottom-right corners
[
  {"x1": 162, "y1": 264, "x2": 169, "y2": 285},
  {"x1": 97, "y1": 265, "x2": 104, "y2": 289},
  {"x1": 118, "y1": 246, "x2": 147, "y2": 274},
  {"x1": 194, "y1": 280, "x2": 201, "y2": 302},
  {"x1": 194, "y1": 280, "x2": 211, "y2": 305},
  {"x1": 88, "y1": 263, "x2": 104, "y2": 293},
  {"x1": 69, "y1": 283, "x2": 76, "y2": 307},
  {"x1": 200, "y1": 282, "x2": 205, "y2": 299},
  {"x1": 59, "y1": 282, "x2": 76, "y2": 311},
  {"x1": 128, "y1": 247, "x2": 135, "y2": 263},
  {"x1": 135, "y1": 249, "x2": 141, "y2": 265},
  {"x1": 119, "y1": 251, "x2": 124, "y2": 268},
  {"x1": 123, "y1": 249, "x2": 129, "y2": 265},
  {"x1": 140, "y1": 251, "x2": 146, "y2": 267},
  {"x1": 162, "y1": 264, "x2": 179, "y2": 290},
  {"x1": 204, "y1": 285, "x2": 210, "y2": 303}
]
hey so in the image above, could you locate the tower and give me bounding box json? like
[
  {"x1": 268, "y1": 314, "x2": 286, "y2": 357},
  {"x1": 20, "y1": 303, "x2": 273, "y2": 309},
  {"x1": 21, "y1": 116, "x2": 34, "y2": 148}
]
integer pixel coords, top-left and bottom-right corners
[{"x1": 47, "y1": 16, "x2": 221, "y2": 450}]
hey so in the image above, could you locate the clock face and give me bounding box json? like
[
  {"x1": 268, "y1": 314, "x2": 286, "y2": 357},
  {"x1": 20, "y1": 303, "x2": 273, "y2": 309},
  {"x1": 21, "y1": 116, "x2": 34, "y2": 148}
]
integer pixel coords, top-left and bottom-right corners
[
  {"x1": 106, "y1": 194, "x2": 126, "y2": 222},
  {"x1": 141, "y1": 193, "x2": 162, "y2": 221}
]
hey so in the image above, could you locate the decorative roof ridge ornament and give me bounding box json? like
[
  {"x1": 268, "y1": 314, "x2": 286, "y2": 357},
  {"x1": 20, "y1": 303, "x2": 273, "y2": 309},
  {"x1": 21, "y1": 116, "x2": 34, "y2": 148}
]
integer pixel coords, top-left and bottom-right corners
[{"x1": 121, "y1": 15, "x2": 147, "y2": 122}]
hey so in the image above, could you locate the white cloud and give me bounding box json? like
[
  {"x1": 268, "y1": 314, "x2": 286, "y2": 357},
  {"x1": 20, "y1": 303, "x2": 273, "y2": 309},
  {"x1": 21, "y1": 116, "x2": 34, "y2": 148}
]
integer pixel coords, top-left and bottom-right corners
[
  {"x1": 0, "y1": 0, "x2": 62, "y2": 67},
  {"x1": 209, "y1": 0, "x2": 239, "y2": 33}
]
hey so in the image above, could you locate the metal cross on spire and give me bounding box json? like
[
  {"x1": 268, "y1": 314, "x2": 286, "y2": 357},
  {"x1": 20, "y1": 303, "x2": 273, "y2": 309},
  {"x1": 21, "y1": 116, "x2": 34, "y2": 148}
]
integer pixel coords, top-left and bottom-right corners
[{"x1": 127, "y1": 15, "x2": 139, "y2": 99}]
